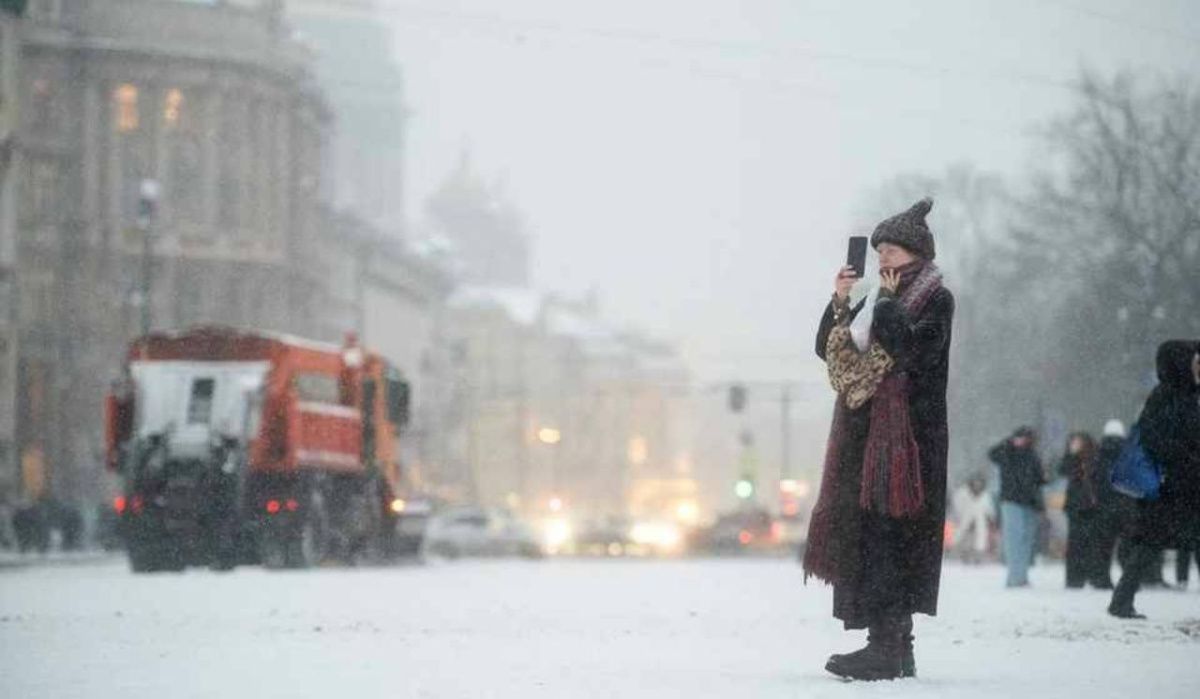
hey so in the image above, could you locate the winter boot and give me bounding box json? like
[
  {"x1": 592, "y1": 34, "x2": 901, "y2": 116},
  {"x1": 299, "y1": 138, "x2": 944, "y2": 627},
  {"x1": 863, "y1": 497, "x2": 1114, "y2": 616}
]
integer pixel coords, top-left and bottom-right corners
[
  {"x1": 825, "y1": 619, "x2": 904, "y2": 681},
  {"x1": 829, "y1": 616, "x2": 915, "y2": 678},
  {"x1": 1107, "y1": 602, "x2": 1146, "y2": 619}
]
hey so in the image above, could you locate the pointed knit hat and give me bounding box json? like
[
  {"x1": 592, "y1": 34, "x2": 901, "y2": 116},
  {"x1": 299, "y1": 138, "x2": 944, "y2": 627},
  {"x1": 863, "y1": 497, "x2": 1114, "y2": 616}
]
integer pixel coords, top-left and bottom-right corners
[{"x1": 871, "y1": 198, "x2": 936, "y2": 261}]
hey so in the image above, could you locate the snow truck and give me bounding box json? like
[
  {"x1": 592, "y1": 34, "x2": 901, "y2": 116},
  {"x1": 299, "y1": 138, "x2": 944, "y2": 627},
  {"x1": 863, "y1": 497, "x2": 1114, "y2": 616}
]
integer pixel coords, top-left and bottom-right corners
[{"x1": 104, "y1": 326, "x2": 411, "y2": 572}]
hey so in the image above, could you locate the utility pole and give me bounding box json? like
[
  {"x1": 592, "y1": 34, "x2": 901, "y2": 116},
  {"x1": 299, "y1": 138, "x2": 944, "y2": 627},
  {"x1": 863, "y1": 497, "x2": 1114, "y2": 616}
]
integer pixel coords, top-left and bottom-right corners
[
  {"x1": 780, "y1": 384, "x2": 792, "y2": 481},
  {"x1": 136, "y1": 179, "x2": 160, "y2": 338}
]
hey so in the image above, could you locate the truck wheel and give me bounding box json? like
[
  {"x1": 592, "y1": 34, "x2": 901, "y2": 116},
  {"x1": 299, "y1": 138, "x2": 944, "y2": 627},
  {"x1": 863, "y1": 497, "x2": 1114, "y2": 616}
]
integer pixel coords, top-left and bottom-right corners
[
  {"x1": 210, "y1": 550, "x2": 238, "y2": 572},
  {"x1": 285, "y1": 516, "x2": 324, "y2": 569},
  {"x1": 128, "y1": 545, "x2": 160, "y2": 573},
  {"x1": 128, "y1": 542, "x2": 185, "y2": 573},
  {"x1": 261, "y1": 533, "x2": 288, "y2": 570}
]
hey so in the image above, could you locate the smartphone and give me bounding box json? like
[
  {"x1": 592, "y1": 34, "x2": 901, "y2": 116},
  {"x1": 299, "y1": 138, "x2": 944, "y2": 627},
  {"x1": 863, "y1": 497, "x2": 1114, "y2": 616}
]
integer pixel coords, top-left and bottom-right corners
[{"x1": 846, "y1": 236, "x2": 868, "y2": 278}]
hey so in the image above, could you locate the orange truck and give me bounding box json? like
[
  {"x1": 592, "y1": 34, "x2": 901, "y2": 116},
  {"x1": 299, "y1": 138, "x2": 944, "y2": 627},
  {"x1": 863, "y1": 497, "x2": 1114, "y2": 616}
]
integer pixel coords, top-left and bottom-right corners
[{"x1": 105, "y1": 326, "x2": 410, "y2": 572}]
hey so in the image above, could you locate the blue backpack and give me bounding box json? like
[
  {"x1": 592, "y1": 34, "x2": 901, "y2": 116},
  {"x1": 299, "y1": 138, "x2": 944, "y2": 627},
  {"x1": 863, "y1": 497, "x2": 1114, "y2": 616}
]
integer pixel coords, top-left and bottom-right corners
[{"x1": 1110, "y1": 425, "x2": 1163, "y2": 501}]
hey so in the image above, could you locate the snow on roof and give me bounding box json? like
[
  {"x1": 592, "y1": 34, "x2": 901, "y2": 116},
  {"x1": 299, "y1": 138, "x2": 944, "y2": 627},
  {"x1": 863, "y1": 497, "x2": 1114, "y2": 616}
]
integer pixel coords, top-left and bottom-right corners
[
  {"x1": 148, "y1": 326, "x2": 344, "y2": 355},
  {"x1": 449, "y1": 286, "x2": 543, "y2": 326}
]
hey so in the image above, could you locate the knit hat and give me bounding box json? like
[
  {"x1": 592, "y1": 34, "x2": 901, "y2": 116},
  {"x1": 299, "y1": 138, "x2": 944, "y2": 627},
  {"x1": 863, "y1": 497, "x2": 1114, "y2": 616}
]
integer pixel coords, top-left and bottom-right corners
[
  {"x1": 1013, "y1": 425, "x2": 1037, "y2": 441},
  {"x1": 1102, "y1": 419, "x2": 1126, "y2": 438},
  {"x1": 871, "y1": 198, "x2": 936, "y2": 261}
]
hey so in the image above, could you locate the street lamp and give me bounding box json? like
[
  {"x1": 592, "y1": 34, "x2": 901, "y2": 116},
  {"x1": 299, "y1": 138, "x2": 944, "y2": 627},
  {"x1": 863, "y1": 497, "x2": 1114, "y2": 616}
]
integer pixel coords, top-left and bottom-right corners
[
  {"x1": 136, "y1": 178, "x2": 160, "y2": 338},
  {"x1": 536, "y1": 427, "x2": 561, "y2": 445}
]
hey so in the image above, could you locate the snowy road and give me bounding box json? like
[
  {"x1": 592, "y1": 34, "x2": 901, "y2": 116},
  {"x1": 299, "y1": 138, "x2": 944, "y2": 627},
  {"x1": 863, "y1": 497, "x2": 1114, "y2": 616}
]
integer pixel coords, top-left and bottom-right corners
[{"x1": 1, "y1": 557, "x2": 1197, "y2": 698}]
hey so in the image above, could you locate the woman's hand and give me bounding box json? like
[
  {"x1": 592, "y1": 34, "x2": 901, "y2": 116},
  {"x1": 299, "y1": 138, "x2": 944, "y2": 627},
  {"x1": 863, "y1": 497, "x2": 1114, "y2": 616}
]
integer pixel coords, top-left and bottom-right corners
[
  {"x1": 834, "y1": 266, "x2": 857, "y2": 301},
  {"x1": 880, "y1": 268, "x2": 900, "y2": 294}
]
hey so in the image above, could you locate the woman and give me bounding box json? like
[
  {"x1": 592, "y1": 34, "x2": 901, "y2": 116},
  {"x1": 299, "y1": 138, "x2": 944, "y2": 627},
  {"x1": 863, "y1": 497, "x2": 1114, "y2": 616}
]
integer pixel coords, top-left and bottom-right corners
[
  {"x1": 1108, "y1": 341, "x2": 1200, "y2": 618},
  {"x1": 805, "y1": 198, "x2": 954, "y2": 681},
  {"x1": 952, "y1": 473, "x2": 994, "y2": 564},
  {"x1": 1058, "y1": 432, "x2": 1106, "y2": 588}
]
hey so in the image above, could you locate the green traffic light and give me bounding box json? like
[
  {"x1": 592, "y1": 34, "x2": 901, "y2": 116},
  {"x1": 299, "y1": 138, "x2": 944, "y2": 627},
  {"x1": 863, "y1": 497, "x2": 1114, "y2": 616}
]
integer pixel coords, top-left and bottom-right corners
[{"x1": 735, "y1": 480, "x2": 754, "y2": 499}]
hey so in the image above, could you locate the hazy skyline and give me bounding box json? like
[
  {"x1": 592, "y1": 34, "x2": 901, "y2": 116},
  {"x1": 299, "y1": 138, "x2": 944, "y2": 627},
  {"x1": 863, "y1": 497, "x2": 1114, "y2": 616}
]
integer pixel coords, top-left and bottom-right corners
[{"x1": 373, "y1": 0, "x2": 1199, "y2": 383}]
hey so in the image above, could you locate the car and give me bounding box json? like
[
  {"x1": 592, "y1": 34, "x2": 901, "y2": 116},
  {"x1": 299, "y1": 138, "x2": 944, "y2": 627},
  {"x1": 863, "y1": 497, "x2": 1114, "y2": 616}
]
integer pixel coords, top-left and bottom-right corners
[
  {"x1": 574, "y1": 516, "x2": 634, "y2": 556},
  {"x1": 384, "y1": 497, "x2": 436, "y2": 558},
  {"x1": 695, "y1": 507, "x2": 781, "y2": 555},
  {"x1": 421, "y1": 507, "x2": 543, "y2": 559}
]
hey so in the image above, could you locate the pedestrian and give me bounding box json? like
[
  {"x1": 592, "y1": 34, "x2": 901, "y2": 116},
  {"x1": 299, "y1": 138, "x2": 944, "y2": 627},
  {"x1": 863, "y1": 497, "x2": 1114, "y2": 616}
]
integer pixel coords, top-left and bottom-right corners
[
  {"x1": 989, "y1": 427, "x2": 1045, "y2": 588},
  {"x1": 1090, "y1": 419, "x2": 1128, "y2": 589},
  {"x1": 1109, "y1": 340, "x2": 1200, "y2": 618},
  {"x1": 1177, "y1": 536, "x2": 1197, "y2": 590},
  {"x1": 805, "y1": 198, "x2": 954, "y2": 681},
  {"x1": 951, "y1": 473, "x2": 993, "y2": 564},
  {"x1": 1058, "y1": 432, "x2": 1109, "y2": 588}
]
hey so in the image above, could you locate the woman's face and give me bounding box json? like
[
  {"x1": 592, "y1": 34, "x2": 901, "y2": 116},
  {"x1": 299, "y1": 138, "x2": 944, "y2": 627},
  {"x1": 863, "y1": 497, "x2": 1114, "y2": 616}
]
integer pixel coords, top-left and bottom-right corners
[{"x1": 877, "y1": 242, "x2": 917, "y2": 271}]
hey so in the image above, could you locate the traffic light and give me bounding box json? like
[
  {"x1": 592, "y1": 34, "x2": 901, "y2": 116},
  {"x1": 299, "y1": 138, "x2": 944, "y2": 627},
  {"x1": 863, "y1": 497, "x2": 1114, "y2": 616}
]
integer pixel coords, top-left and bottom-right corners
[
  {"x1": 728, "y1": 384, "x2": 747, "y2": 413},
  {"x1": 735, "y1": 477, "x2": 754, "y2": 500}
]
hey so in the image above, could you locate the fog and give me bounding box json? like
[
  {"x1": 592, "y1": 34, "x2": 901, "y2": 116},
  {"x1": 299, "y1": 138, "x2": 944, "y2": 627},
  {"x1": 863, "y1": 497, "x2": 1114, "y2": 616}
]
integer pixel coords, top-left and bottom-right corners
[
  {"x1": 382, "y1": 0, "x2": 1198, "y2": 381},
  {"x1": 3, "y1": 2, "x2": 1200, "y2": 694}
]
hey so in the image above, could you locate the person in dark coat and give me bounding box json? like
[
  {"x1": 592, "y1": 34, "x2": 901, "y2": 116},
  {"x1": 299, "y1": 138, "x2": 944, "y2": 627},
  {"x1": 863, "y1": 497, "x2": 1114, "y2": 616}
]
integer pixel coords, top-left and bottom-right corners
[
  {"x1": 989, "y1": 427, "x2": 1045, "y2": 587},
  {"x1": 1109, "y1": 340, "x2": 1200, "y2": 618},
  {"x1": 1177, "y1": 536, "x2": 1198, "y2": 589},
  {"x1": 1058, "y1": 432, "x2": 1110, "y2": 588},
  {"x1": 1109, "y1": 421, "x2": 1169, "y2": 588},
  {"x1": 1091, "y1": 419, "x2": 1128, "y2": 589},
  {"x1": 805, "y1": 198, "x2": 954, "y2": 681}
]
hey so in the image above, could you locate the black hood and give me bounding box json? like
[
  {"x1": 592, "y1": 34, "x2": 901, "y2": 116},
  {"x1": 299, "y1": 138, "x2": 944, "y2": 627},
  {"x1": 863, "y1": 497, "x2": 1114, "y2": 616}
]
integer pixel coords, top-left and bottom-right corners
[{"x1": 1155, "y1": 340, "x2": 1199, "y2": 392}]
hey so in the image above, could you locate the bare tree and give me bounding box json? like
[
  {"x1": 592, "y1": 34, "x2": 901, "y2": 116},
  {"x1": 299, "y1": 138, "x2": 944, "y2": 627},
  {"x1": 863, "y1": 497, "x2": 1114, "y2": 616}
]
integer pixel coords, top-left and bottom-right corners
[{"x1": 1015, "y1": 72, "x2": 1200, "y2": 423}]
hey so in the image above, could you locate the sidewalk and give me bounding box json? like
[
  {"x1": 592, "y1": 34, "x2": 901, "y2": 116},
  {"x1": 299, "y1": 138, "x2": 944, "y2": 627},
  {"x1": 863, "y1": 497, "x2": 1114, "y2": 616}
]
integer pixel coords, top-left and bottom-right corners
[{"x1": 0, "y1": 549, "x2": 122, "y2": 570}]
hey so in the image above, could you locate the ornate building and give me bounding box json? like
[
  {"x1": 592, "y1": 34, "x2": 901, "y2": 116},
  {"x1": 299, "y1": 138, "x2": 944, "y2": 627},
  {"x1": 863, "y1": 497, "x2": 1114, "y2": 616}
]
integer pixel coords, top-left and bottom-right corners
[
  {"x1": 13, "y1": 0, "x2": 332, "y2": 503},
  {"x1": 0, "y1": 1, "x2": 21, "y2": 499}
]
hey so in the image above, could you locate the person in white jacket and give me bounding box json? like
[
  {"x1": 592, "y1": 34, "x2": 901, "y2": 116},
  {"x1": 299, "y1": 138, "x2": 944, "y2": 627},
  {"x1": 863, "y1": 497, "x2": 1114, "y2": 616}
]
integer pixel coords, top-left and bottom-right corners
[{"x1": 952, "y1": 474, "x2": 994, "y2": 564}]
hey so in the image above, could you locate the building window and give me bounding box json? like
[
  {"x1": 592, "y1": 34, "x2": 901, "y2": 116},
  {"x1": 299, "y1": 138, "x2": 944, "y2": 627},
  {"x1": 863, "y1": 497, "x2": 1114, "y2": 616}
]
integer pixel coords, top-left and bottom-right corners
[
  {"x1": 25, "y1": 78, "x2": 55, "y2": 136},
  {"x1": 163, "y1": 88, "x2": 183, "y2": 129},
  {"x1": 19, "y1": 158, "x2": 58, "y2": 226},
  {"x1": 186, "y1": 377, "x2": 215, "y2": 424},
  {"x1": 115, "y1": 83, "x2": 139, "y2": 133},
  {"x1": 28, "y1": 0, "x2": 64, "y2": 22},
  {"x1": 218, "y1": 100, "x2": 244, "y2": 229},
  {"x1": 294, "y1": 373, "x2": 341, "y2": 405},
  {"x1": 165, "y1": 89, "x2": 203, "y2": 224}
]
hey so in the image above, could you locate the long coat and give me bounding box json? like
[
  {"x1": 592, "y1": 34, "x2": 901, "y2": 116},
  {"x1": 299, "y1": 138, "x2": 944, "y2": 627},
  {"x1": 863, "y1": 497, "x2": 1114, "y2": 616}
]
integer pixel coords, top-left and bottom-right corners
[
  {"x1": 1133, "y1": 341, "x2": 1200, "y2": 549},
  {"x1": 814, "y1": 283, "x2": 954, "y2": 629}
]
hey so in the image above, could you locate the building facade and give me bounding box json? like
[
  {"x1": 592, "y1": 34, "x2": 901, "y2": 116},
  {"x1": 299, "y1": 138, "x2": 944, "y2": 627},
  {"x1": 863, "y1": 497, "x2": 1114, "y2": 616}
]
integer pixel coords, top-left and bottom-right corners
[
  {"x1": 426, "y1": 156, "x2": 532, "y2": 288},
  {"x1": 446, "y1": 288, "x2": 696, "y2": 523},
  {"x1": 13, "y1": 0, "x2": 331, "y2": 504},
  {"x1": 0, "y1": 3, "x2": 21, "y2": 499},
  {"x1": 287, "y1": 0, "x2": 409, "y2": 234},
  {"x1": 321, "y1": 209, "x2": 455, "y2": 491}
]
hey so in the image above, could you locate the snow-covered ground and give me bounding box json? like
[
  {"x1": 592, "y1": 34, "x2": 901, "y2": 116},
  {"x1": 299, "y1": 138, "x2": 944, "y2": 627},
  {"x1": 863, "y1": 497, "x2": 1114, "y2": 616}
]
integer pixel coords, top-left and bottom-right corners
[{"x1": 1, "y1": 557, "x2": 1197, "y2": 698}]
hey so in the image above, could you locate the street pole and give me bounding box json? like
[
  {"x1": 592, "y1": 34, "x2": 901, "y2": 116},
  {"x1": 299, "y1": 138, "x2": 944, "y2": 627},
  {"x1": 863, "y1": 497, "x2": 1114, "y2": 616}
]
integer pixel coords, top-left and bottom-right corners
[
  {"x1": 780, "y1": 384, "x2": 792, "y2": 481},
  {"x1": 137, "y1": 179, "x2": 160, "y2": 339}
]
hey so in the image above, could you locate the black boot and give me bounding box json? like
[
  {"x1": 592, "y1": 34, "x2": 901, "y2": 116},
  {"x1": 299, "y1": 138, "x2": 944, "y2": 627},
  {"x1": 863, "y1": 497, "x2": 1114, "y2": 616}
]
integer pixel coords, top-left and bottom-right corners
[
  {"x1": 1109, "y1": 544, "x2": 1152, "y2": 620},
  {"x1": 825, "y1": 618, "x2": 904, "y2": 681}
]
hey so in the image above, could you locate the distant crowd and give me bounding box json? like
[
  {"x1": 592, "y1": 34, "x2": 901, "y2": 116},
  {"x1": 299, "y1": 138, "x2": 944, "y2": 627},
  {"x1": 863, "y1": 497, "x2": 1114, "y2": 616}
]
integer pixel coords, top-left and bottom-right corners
[{"x1": 949, "y1": 340, "x2": 1200, "y2": 618}]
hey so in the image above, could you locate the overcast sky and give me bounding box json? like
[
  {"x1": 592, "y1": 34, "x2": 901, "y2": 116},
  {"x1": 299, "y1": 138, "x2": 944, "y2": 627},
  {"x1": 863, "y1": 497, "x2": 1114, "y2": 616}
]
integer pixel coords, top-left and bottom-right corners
[{"x1": 379, "y1": 0, "x2": 1199, "y2": 383}]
